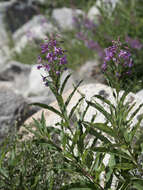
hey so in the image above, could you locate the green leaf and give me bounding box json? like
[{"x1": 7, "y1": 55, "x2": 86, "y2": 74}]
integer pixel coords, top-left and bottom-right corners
[
  {"x1": 0, "y1": 168, "x2": 9, "y2": 179},
  {"x1": 65, "y1": 80, "x2": 83, "y2": 107},
  {"x1": 114, "y1": 163, "x2": 136, "y2": 170},
  {"x1": 80, "y1": 104, "x2": 90, "y2": 121},
  {"x1": 83, "y1": 123, "x2": 112, "y2": 144},
  {"x1": 120, "y1": 181, "x2": 130, "y2": 190},
  {"x1": 83, "y1": 122, "x2": 115, "y2": 138},
  {"x1": 132, "y1": 180, "x2": 143, "y2": 190},
  {"x1": 128, "y1": 103, "x2": 143, "y2": 123},
  {"x1": 129, "y1": 119, "x2": 142, "y2": 142},
  {"x1": 93, "y1": 95, "x2": 115, "y2": 110},
  {"x1": 60, "y1": 73, "x2": 71, "y2": 95},
  {"x1": 29, "y1": 102, "x2": 63, "y2": 117},
  {"x1": 60, "y1": 182, "x2": 96, "y2": 190},
  {"x1": 69, "y1": 97, "x2": 84, "y2": 119},
  {"x1": 92, "y1": 147, "x2": 132, "y2": 160},
  {"x1": 87, "y1": 101, "x2": 113, "y2": 124},
  {"x1": 119, "y1": 91, "x2": 129, "y2": 105}
]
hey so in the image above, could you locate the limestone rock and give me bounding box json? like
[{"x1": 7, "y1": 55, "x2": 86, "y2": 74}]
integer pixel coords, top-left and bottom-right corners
[
  {"x1": 52, "y1": 7, "x2": 84, "y2": 30},
  {"x1": 77, "y1": 60, "x2": 105, "y2": 84},
  {"x1": 0, "y1": 61, "x2": 31, "y2": 95},
  {"x1": 0, "y1": 86, "x2": 28, "y2": 143},
  {"x1": 13, "y1": 15, "x2": 56, "y2": 53},
  {"x1": 27, "y1": 65, "x2": 75, "y2": 97}
]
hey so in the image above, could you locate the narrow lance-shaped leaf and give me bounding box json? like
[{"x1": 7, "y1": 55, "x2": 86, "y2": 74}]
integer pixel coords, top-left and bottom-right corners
[
  {"x1": 29, "y1": 103, "x2": 63, "y2": 117},
  {"x1": 83, "y1": 121, "x2": 115, "y2": 138},
  {"x1": 80, "y1": 104, "x2": 90, "y2": 121},
  {"x1": 128, "y1": 103, "x2": 143, "y2": 123},
  {"x1": 65, "y1": 80, "x2": 83, "y2": 107},
  {"x1": 86, "y1": 101, "x2": 113, "y2": 124},
  {"x1": 93, "y1": 95, "x2": 115, "y2": 110},
  {"x1": 60, "y1": 73, "x2": 71, "y2": 95},
  {"x1": 69, "y1": 97, "x2": 84, "y2": 119},
  {"x1": 83, "y1": 123, "x2": 112, "y2": 144},
  {"x1": 129, "y1": 119, "x2": 142, "y2": 143},
  {"x1": 92, "y1": 147, "x2": 132, "y2": 160}
]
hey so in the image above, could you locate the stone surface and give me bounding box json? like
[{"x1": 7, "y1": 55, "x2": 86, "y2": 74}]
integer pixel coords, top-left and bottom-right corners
[
  {"x1": 52, "y1": 7, "x2": 84, "y2": 30},
  {"x1": 0, "y1": 2, "x2": 12, "y2": 65},
  {"x1": 0, "y1": 86, "x2": 28, "y2": 143},
  {"x1": 27, "y1": 65, "x2": 75, "y2": 97},
  {"x1": 21, "y1": 83, "x2": 143, "y2": 141},
  {"x1": 136, "y1": 89, "x2": 143, "y2": 99},
  {"x1": 0, "y1": 61, "x2": 31, "y2": 95},
  {"x1": 5, "y1": 0, "x2": 38, "y2": 33},
  {"x1": 77, "y1": 60, "x2": 105, "y2": 84},
  {"x1": 12, "y1": 14, "x2": 56, "y2": 53},
  {"x1": 87, "y1": 0, "x2": 118, "y2": 21}
]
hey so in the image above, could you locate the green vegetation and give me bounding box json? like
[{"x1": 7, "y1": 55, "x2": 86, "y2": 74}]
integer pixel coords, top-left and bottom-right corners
[{"x1": 12, "y1": 43, "x2": 41, "y2": 65}]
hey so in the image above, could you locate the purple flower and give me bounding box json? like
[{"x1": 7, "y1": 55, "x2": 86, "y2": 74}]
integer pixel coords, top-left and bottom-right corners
[
  {"x1": 45, "y1": 64, "x2": 50, "y2": 71},
  {"x1": 118, "y1": 50, "x2": 131, "y2": 59},
  {"x1": 101, "y1": 62, "x2": 107, "y2": 71},
  {"x1": 41, "y1": 43, "x2": 49, "y2": 54},
  {"x1": 128, "y1": 59, "x2": 133, "y2": 68},
  {"x1": 56, "y1": 71, "x2": 60, "y2": 75},
  {"x1": 48, "y1": 39, "x2": 57, "y2": 47},
  {"x1": 54, "y1": 47, "x2": 63, "y2": 55},
  {"x1": 83, "y1": 17, "x2": 97, "y2": 30},
  {"x1": 59, "y1": 55, "x2": 67, "y2": 65},
  {"x1": 126, "y1": 36, "x2": 143, "y2": 50},
  {"x1": 46, "y1": 52, "x2": 57, "y2": 62},
  {"x1": 37, "y1": 65, "x2": 42, "y2": 70},
  {"x1": 37, "y1": 56, "x2": 42, "y2": 63},
  {"x1": 105, "y1": 45, "x2": 117, "y2": 59}
]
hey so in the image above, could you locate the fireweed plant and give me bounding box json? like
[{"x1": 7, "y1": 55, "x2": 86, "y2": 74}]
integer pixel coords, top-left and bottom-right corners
[
  {"x1": 101, "y1": 38, "x2": 134, "y2": 93},
  {"x1": 24, "y1": 36, "x2": 143, "y2": 189},
  {"x1": 1, "y1": 37, "x2": 143, "y2": 189}
]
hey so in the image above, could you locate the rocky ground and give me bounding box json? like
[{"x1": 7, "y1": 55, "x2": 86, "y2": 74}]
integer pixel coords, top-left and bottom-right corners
[{"x1": 0, "y1": 0, "x2": 143, "y2": 143}]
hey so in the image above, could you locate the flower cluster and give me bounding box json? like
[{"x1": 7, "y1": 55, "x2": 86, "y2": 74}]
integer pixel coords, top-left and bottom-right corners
[
  {"x1": 102, "y1": 39, "x2": 133, "y2": 77},
  {"x1": 37, "y1": 37, "x2": 67, "y2": 85},
  {"x1": 101, "y1": 39, "x2": 134, "y2": 90}
]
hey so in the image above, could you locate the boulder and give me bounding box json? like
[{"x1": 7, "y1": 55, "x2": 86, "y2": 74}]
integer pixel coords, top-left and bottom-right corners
[
  {"x1": 0, "y1": 61, "x2": 31, "y2": 95},
  {"x1": 136, "y1": 89, "x2": 143, "y2": 99},
  {"x1": 21, "y1": 83, "x2": 143, "y2": 140},
  {"x1": 0, "y1": 2, "x2": 12, "y2": 65},
  {"x1": 27, "y1": 65, "x2": 75, "y2": 97},
  {"x1": 52, "y1": 7, "x2": 84, "y2": 30},
  {"x1": 77, "y1": 60, "x2": 105, "y2": 84},
  {"x1": 0, "y1": 86, "x2": 29, "y2": 143},
  {"x1": 4, "y1": 0, "x2": 38, "y2": 33},
  {"x1": 12, "y1": 14, "x2": 56, "y2": 53},
  {"x1": 87, "y1": 0, "x2": 118, "y2": 21}
]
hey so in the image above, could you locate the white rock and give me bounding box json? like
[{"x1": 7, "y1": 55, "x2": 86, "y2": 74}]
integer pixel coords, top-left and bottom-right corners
[
  {"x1": 77, "y1": 59, "x2": 105, "y2": 84},
  {"x1": 87, "y1": 0, "x2": 118, "y2": 21},
  {"x1": 52, "y1": 7, "x2": 84, "y2": 30},
  {"x1": 136, "y1": 89, "x2": 143, "y2": 99},
  {"x1": 24, "y1": 83, "x2": 143, "y2": 130},
  {"x1": 27, "y1": 65, "x2": 75, "y2": 97},
  {"x1": 13, "y1": 15, "x2": 56, "y2": 53},
  {"x1": 0, "y1": 3, "x2": 12, "y2": 65}
]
